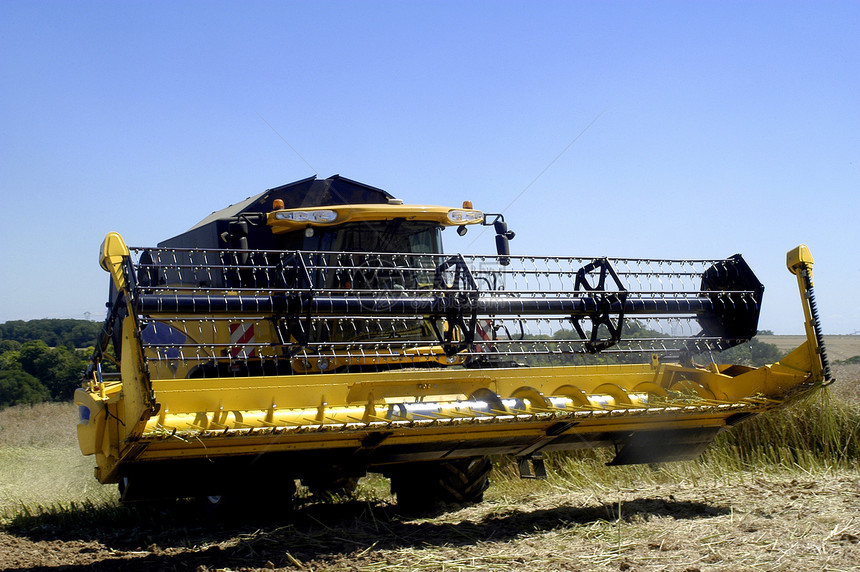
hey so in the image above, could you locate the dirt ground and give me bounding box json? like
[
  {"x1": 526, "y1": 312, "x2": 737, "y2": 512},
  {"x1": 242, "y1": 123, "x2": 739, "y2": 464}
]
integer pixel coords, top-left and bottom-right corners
[
  {"x1": 2, "y1": 360, "x2": 858, "y2": 571},
  {"x1": 1, "y1": 470, "x2": 858, "y2": 572}
]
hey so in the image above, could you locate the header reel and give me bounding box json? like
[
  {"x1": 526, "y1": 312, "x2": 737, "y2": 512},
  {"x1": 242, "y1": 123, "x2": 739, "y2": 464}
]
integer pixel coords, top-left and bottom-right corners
[{"x1": 121, "y1": 246, "x2": 764, "y2": 377}]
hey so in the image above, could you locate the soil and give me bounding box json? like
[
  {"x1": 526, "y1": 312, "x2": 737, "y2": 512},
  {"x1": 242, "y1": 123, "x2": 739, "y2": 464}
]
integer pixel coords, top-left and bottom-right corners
[{"x1": 2, "y1": 471, "x2": 859, "y2": 571}]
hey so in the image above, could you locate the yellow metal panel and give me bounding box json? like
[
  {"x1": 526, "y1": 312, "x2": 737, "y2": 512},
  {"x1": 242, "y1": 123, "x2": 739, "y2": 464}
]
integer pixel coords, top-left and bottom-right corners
[
  {"x1": 131, "y1": 403, "x2": 754, "y2": 463},
  {"x1": 98, "y1": 232, "x2": 130, "y2": 290},
  {"x1": 266, "y1": 204, "x2": 484, "y2": 233},
  {"x1": 786, "y1": 244, "x2": 814, "y2": 275}
]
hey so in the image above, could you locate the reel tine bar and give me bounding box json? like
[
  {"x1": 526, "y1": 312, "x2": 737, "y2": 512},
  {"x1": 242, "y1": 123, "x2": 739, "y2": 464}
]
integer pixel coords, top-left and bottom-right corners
[{"x1": 126, "y1": 247, "x2": 764, "y2": 376}]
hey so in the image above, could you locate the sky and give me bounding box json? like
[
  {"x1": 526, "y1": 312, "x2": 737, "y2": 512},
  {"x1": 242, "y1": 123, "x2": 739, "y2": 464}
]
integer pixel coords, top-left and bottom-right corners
[{"x1": 1, "y1": 0, "x2": 858, "y2": 335}]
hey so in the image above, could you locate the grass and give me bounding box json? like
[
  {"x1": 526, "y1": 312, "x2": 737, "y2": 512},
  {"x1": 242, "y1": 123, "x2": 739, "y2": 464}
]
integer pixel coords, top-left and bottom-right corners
[
  {"x1": 0, "y1": 402, "x2": 119, "y2": 519},
  {"x1": 483, "y1": 362, "x2": 860, "y2": 509},
  {"x1": 831, "y1": 362, "x2": 860, "y2": 403},
  {"x1": 1, "y1": 364, "x2": 858, "y2": 527}
]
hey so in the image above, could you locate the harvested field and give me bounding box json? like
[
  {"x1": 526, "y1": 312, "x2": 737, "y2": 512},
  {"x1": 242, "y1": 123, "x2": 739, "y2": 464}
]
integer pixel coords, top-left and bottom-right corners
[
  {"x1": 1, "y1": 363, "x2": 858, "y2": 571},
  {"x1": 757, "y1": 335, "x2": 860, "y2": 363},
  {"x1": 1, "y1": 471, "x2": 859, "y2": 571}
]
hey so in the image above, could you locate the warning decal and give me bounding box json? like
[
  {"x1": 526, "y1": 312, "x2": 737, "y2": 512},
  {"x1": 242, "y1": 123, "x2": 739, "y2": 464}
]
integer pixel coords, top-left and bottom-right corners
[{"x1": 228, "y1": 323, "x2": 256, "y2": 358}]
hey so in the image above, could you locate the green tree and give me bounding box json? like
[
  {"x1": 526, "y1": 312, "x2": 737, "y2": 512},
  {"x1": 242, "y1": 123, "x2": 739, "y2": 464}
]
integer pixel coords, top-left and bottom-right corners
[
  {"x1": 0, "y1": 369, "x2": 50, "y2": 407},
  {"x1": 749, "y1": 337, "x2": 783, "y2": 365},
  {"x1": 0, "y1": 319, "x2": 102, "y2": 348},
  {"x1": 706, "y1": 337, "x2": 783, "y2": 367},
  {"x1": 0, "y1": 320, "x2": 97, "y2": 405},
  {"x1": 0, "y1": 348, "x2": 22, "y2": 370},
  {"x1": 15, "y1": 340, "x2": 88, "y2": 400},
  {"x1": 0, "y1": 339, "x2": 22, "y2": 353}
]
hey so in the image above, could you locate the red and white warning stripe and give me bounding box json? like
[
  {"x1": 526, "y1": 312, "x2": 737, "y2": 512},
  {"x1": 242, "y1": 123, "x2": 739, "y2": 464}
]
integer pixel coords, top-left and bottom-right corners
[
  {"x1": 228, "y1": 322, "x2": 256, "y2": 358},
  {"x1": 475, "y1": 319, "x2": 493, "y2": 352}
]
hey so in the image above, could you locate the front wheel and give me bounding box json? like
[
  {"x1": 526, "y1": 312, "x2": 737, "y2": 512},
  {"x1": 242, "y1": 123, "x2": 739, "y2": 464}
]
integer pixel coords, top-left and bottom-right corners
[{"x1": 389, "y1": 456, "x2": 492, "y2": 513}]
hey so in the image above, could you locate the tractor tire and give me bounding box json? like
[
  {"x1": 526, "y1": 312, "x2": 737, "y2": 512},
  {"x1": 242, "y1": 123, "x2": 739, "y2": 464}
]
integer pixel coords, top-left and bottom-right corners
[{"x1": 390, "y1": 456, "x2": 492, "y2": 513}]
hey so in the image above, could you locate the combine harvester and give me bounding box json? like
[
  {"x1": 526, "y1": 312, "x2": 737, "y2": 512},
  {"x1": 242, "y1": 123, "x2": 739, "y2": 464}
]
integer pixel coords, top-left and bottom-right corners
[{"x1": 76, "y1": 175, "x2": 833, "y2": 510}]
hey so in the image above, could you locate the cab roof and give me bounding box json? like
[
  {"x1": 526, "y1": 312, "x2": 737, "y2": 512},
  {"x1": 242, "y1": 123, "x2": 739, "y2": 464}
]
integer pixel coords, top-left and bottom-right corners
[{"x1": 187, "y1": 175, "x2": 396, "y2": 232}]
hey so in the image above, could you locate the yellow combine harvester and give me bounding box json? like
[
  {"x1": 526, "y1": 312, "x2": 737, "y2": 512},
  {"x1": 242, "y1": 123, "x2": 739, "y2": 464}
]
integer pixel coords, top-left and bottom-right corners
[{"x1": 76, "y1": 175, "x2": 833, "y2": 510}]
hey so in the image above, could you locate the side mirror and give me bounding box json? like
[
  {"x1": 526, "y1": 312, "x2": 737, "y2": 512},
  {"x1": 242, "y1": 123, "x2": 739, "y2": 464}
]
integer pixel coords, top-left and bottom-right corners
[
  {"x1": 228, "y1": 220, "x2": 249, "y2": 237},
  {"x1": 221, "y1": 220, "x2": 250, "y2": 249},
  {"x1": 493, "y1": 219, "x2": 516, "y2": 240},
  {"x1": 495, "y1": 234, "x2": 510, "y2": 266},
  {"x1": 483, "y1": 213, "x2": 515, "y2": 265}
]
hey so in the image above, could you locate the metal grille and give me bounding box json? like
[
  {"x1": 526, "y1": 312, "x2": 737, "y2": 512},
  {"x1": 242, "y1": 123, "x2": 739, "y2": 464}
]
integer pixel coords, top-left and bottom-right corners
[{"x1": 125, "y1": 247, "x2": 763, "y2": 377}]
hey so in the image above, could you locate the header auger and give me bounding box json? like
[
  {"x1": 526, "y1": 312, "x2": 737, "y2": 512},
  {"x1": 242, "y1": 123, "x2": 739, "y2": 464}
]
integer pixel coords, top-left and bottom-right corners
[{"x1": 76, "y1": 175, "x2": 832, "y2": 510}]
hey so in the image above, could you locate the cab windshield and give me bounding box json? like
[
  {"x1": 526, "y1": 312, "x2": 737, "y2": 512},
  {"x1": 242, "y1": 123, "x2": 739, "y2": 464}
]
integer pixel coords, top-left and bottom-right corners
[{"x1": 282, "y1": 220, "x2": 443, "y2": 254}]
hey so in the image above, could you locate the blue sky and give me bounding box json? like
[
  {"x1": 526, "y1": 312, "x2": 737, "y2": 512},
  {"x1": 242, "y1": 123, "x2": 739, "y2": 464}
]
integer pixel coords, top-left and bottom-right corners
[{"x1": 1, "y1": 0, "x2": 858, "y2": 334}]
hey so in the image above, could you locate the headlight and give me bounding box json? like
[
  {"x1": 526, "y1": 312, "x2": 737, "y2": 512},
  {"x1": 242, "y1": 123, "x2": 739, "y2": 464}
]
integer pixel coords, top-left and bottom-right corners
[
  {"x1": 447, "y1": 209, "x2": 483, "y2": 224},
  {"x1": 274, "y1": 209, "x2": 338, "y2": 223}
]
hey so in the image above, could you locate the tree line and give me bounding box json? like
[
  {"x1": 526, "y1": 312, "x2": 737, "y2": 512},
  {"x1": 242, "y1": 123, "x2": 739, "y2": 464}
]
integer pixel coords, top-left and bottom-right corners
[
  {"x1": 0, "y1": 319, "x2": 103, "y2": 348},
  {"x1": 0, "y1": 319, "x2": 103, "y2": 408},
  {"x1": 515, "y1": 324, "x2": 784, "y2": 368}
]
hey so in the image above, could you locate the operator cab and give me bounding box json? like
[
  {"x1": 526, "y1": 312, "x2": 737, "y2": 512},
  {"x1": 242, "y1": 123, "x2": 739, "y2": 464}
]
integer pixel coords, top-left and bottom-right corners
[{"x1": 158, "y1": 175, "x2": 482, "y2": 253}]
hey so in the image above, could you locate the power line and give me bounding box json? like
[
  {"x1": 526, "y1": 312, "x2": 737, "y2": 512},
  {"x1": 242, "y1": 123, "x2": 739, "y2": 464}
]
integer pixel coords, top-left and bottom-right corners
[
  {"x1": 256, "y1": 111, "x2": 318, "y2": 176},
  {"x1": 499, "y1": 110, "x2": 605, "y2": 216},
  {"x1": 467, "y1": 109, "x2": 605, "y2": 249}
]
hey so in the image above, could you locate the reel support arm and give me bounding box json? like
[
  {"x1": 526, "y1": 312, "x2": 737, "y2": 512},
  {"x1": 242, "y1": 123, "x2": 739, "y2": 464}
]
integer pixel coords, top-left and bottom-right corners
[{"x1": 786, "y1": 245, "x2": 833, "y2": 384}]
